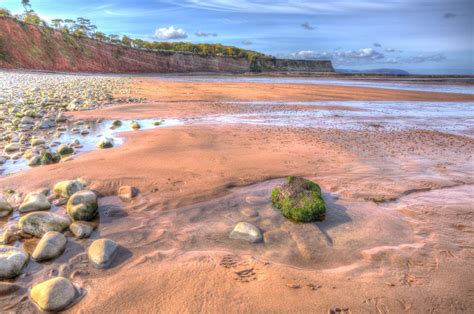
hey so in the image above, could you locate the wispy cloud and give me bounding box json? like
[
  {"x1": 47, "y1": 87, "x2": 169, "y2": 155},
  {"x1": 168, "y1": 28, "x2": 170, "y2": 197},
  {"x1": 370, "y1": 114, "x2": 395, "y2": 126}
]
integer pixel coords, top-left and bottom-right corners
[
  {"x1": 384, "y1": 47, "x2": 395, "y2": 52},
  {"x1": 444, "y1": 12, "x2": 457, "y2": 19},
  {"x1": 301, "y1": 22, "x2": 315, "y2": 30},
  {"x1": 153, "y1": 26, "x2": 188, "y2": 40},
  {"x1": 195, "y1": 31, "x2": 217, "y2": 37},
  {"x1": 373, "y1": 42, "x2": 382, "y2": 47},
  {"x1": 242, "y1": 40, "x2": 253, "y2": 45}
]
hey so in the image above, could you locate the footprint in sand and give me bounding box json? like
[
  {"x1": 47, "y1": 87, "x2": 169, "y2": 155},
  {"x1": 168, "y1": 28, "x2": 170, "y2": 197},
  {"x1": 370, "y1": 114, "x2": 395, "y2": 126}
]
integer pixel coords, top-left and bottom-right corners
[{"x1": 219, "y1": 254, "x2": 267, "y2": 282}]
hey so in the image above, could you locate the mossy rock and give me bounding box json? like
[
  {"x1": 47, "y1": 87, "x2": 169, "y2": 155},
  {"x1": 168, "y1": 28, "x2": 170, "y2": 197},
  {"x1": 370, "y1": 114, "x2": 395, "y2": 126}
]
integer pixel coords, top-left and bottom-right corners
[{"x1": 271, "y1": 176, "x2": 326, "y2": 222}]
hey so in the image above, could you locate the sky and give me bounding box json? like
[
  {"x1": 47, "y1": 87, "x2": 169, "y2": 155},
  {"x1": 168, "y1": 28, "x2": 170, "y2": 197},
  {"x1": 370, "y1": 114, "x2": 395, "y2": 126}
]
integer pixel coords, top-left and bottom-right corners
[{"x1": 2, "y1": 0, "x2": 473, "y2": 74}]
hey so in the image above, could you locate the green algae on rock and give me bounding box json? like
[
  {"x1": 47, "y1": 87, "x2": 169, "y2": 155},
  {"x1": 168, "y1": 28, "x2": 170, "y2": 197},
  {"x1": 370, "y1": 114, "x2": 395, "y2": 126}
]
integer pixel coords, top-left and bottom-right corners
[{"x1": 271, "y1": 176, "x2": 326, "y2": 222}]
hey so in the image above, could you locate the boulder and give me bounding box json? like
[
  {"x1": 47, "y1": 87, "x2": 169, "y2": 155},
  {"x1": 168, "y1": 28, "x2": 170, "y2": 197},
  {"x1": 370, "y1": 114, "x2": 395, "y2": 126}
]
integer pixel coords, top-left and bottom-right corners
[
  {"x1": 32, "y1": 231, "x2": 67, "y2": 262},
  {"x1": 69, "y1": 221, "x2": 93, "y2": 239},
  {"x1": 19, "y1": 192, "x2": 51, "y2": 213},
  {"x1": 18, "y1": 212, "x2": 71, "y2": 237},
  {"x1": 30, "y1": 277, "x2": 77, "y2": 312},
  {"x1": 271, "y1": 176, "x2": 326, "y2": 222},
  {"x1": 229, "y1": 222, "x2": 263, "y2": 243},
  {"x1": 96, "y1": 137, "x2": 114, "y2": 149},
  {"x1": 67, "y1": 190, "x2": 98, "y2": 221},
  {"x1": 56, "y1": 144, "x2": 74, "y2": 155},
  {"x1": 0, "y1": 196, "x2": 13, "y2": 218},
  {"x1": 53, "y1": 180, "x2": 83, "y2": 198},
  {"x1": 0, "y1": 245, "x2": 29, "y2": 279},
  {"x1": 88, "y1": 238, "x2": 119, "y2": 268}
]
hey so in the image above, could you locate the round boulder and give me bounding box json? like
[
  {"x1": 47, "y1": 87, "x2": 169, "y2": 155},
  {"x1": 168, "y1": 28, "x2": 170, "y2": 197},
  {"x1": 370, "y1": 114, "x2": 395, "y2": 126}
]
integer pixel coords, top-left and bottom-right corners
[
  {"x1": 0, "y1": 245, "x2": 29, "y2": 279},
  {"x1": 32, "y1": 231, "x2": 67, "y2": 262},
  {"x1": 18, "y1": 212, "x2": 71, "y2": 238},
  {"x1": 229, "y1": 222, "x2": 263, "y2": 243},
  {"x1": 66, "y1": 190, "x2": 98, "y2": 221},
  {"x1": 271, "y1": 176, "x2": 326, "y2": 222},
  {"x1": 88, "y1": 238, "x2": 119, "y2": 268},
  {"x1": 30, "y1": 277, "x2": 77, "y2": 312},
  {"x1": 53, "y1": 180, "x2": 83, "y2": 199},
  {"x1": 19, "y1": 192, "x2": 51, "y2": 213}
]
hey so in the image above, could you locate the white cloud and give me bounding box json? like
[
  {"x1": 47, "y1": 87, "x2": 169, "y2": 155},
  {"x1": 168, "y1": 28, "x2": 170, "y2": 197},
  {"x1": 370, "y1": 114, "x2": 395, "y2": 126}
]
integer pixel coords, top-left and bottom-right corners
[
  {"x1": 384, "y1": 47, "x2": 395, "y2": 52},
  {"x1": 153, "y1": 26, "x2": 188, "y2": 40}
]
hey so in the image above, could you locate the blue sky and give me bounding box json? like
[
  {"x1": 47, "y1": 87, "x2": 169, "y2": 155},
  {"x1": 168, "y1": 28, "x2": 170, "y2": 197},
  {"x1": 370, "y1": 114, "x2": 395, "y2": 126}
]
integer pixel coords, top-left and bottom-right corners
[{"x1": 2, "y1": 0, "x2": 473, "y2": 74}]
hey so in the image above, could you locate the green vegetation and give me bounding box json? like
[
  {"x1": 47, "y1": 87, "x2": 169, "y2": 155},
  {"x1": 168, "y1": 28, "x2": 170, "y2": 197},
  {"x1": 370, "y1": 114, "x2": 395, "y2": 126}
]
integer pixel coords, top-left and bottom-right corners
[
  {"x1": 2, "y1": 0, "x2": 266, "y2": 65},
  {"x1": 271, "y1": 176, "x2": 326, "y2": 222}
]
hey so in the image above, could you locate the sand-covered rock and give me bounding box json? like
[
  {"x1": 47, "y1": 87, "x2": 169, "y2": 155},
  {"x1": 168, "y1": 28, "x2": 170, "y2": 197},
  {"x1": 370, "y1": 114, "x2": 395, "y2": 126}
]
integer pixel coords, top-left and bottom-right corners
[
  {"x1": 19, "y1": 192, "x2": 51, "y2": 213},
  {"x1": 53, "y1": 180, "x2": 83, "y2": 199},
  {"x1": 229, "y1": 222, "x2": 263, "y2": 243},
  {"x1": 32, "y1": 231, "x2": 67, "y2": 262},
  {"x1": 69, "y1": 221, "x2": 93, "y2": 239},
  {"x1": 0, "y1": 196, "x2": 13, "y2": 218},
  {"x1": 18, "y1": 212, "x2": 71, "y2": 237},
  {"x1": 0, "y1": 245, "x2": 29, "y2": 279},
  {"x1": 271, "y1": 176, "x2": 326, "y2": 222},
  {"x1": 67, "y1": 190, "x2": 98, "y2": 221},
  {"x1": 88, "y1": 238, "x2": 119, "y2": 268},
  {"x1": 30, "y1": 277, "x2": 77, "y2": 312}
]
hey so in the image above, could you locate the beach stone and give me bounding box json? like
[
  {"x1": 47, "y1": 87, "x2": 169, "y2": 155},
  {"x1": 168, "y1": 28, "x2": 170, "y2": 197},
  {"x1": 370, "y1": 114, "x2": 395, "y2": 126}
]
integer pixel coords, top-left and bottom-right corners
[
  {"x1": 112, "y1": 120, "x2": 122, "y2": 127},
  {"x1": 19, "y1": 192, "x2": 51, "y2": 213},
  {"x1": 67, "y1": 190, "x2": 98, "y2": 221},
  {"x1": 31, "y1": 138, "x2": 45, "y2": 146},
  {"x1": 0, "y1": 196, "x2": 13, "y2": 217},
  {"x1": 4, "y1": 143, "x2": 20, "y2": 153},
  {"x1": 56, "y1": 144, "x2": 74, "y2": 155},
  {"x1": 0, "y1": 245, "x2": 29, "y2": 279},
  {"x1": 271, "y1": 176, "x2": 326, "y2": 222},
  {"x1": 69, "y1": 221, "x2": 93, "y2": 239},
  {"x1": 229, "y1": 222, "x2": 263, "y2": 243},
  {"x1": 30, "y1": 277, "x2": 76, "y2": 312},
  {"x1": 118, "y1": 186, "x2": 135, "y2": 202},
  {"x1": 53, "y1": 180, "x2": 83, "y2": 198},
  {"x1": 240, "y1": 207, "x2": 259, "y2": 218},
  {"x1": 96, "y1": 137, "x2": 114, "y2": 149},
  {"x1": 88, "y1": 238, "x2": 119, "y2": 268},
  {"x1": 18, "y1": 212, "x2": 71, "y2": 237},
  {"x1": 130, "y1": 120, "x2": 140, "y2": 129},
  {"x1": 0, "y1": 226, "x2": 18, "y2": 245},
  {"x1": 0, "y1": 157, "x2": 7, "y2": 164},
  {"x1": 32, "y1": 231, "x2": 67, "y2": 262}
]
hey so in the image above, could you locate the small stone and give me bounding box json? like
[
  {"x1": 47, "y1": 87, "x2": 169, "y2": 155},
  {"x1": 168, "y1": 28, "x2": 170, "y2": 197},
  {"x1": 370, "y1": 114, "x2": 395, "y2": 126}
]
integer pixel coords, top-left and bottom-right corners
[
  {"x1": 240, "y1": 207, "x2": 258, "y2": 218},
  {"x1": 18, "y1": 212, "x2": 71, "y2": 238},
  {"x1": 0, "y1": 245, "x2": 29, "y2": 279},
  {"x1": 67, "y1": 190, "x2": 98, "y2": 221},
  {"x1": 32, "y1": 231, "x2": 67, "y2": 262},
  {"x1": 96, "y1": 137, "x2": 114, "y2": 149},
  {"x1": 130, "y1": 121, "x2": 141, "y2": 129},
  {"x1": 118, "y1": 186, "x2": 135, "y2": 202},
  {"x1": 31, "y1": 138, "x2": 45, "y2": 146},
  {"x1": 4, "y1": 143, "x2": 20, "y2": 153},
  {"x1": 53, "y1": 180, "x2": 83, "y2": 198},
  {"x1": 0, "y1": 195, "x2": 13, "y2": 218},
  {"x1": 69, "y1": 221, "x2": 93, "y2": 239},
  {"x1": 88, "y1": 238, "x2": 119, "y2": 268},
  {"x1": 229, "y1": 222, "x2": 263, "y2": 243},
  {"x1": 56, "y1": 144, "x2": 74, "y2": 155},
  {"x1": 112, "y1": 120, "x2": 122, "y2": 127},
  {"x1": 19, "y1": 192, "x2": 51, "y2": 213},
  {"x1": 30, "y1": 277, "x2": 77, "y2": 312}
]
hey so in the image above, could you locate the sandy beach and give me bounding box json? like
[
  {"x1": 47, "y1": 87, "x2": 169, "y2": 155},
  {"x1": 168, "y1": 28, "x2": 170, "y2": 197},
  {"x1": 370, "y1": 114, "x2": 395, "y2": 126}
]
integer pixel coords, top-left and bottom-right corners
[{"x1": 1, "y1": 75, "x2": 474, "y2": 313}]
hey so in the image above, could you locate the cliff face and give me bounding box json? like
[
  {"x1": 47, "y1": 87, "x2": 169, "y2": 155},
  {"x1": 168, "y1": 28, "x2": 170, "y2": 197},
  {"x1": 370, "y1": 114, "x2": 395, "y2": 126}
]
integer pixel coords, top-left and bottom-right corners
[
  {"x1": 0, "y1": 17, "x2": 334, "y2": 74},
  {"x1": 260, "y1": 58, "x2": 334, "y2": 73}
]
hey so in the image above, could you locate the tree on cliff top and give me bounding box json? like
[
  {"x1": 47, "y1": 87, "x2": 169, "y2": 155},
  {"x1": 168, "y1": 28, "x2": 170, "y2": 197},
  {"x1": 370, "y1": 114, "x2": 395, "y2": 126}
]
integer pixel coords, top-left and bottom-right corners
[
  {"x1": 21, "y1": 0, "x2": 31, "y2": 13},
  {"x1": 0, "y1": 8, "x2": 12, "y2": 17}
]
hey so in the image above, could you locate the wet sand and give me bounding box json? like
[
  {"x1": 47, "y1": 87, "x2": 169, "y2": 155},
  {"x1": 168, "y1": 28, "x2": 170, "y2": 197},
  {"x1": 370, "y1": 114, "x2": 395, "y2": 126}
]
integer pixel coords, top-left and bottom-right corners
[{"x1": 1, "y1": 78, "x2": 474, "y2": 313}]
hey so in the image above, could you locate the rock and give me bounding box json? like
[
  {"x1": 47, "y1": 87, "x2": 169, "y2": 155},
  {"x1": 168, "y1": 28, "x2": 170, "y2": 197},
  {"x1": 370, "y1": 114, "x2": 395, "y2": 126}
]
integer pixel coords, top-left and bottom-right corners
[
  {"x1": 88, "y1": 239, "x2": 119, "y2": 268},
  {"x1": 69, "y1": 221, "x2": 93, "y2": 239},
  {"x1": 31, "y1": 138, "x2": 45, "y2": 146},
  {"x1": 0, "y1": 226, "x2": 18, "y2": 245},
  {"x1": 118, "y1": 186, "x2": 135, "y2": 202},
  {"x1": 19, "y1": 192, "x2": 51, "y2": 213},
  {"x1": 0, "y1": 157, "x2": 7, "y2": 164},
  {"x1": 229, "y1": 222, "x2": 263, "y2": 243},
  {"x1": 0, "y1": 282, "x2": 21, "y2": 296},
  {"x1": 53, "y1": 180, "x2": 83, "y2": 198},
  {"x1": 240, "y1": 207, "x2": 259, "y2": 218},
  {"x1": 32, "y1": 231, "x2": 67, "y2": 262},
  {"x1": 30, "y1": 277, "x2": 77, "y2": 312},
  {"x1": 18, "y1": 212, "x2": 71, "y2": 237},
  {"x1": 0, "y1": 245, "x2": 29, "y2": 279},
  {"x1": 271, "y1": 176, "x2": 326, "y2": 222},
  {"x1": 4, "y1": 143, "x2": 20, "y2": 153},
  {"x1": 112, "y1": 120, "x2": 122, "y2": 127},
  {"x1": 96, "y1": 137, "x2": 114, "y2": 149},
  {"x1": 56, "y1": 144, "x2": 74, "y2": 155},
  {"x1": 0, "y1": 196, "x2": 13, "y2": 218},
  {"x1": 130, "y1": 120, "x2": 140, "y2": 129},
  {"x1": 66, "y1": 190, "x2": 98, "y2": 221}
]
